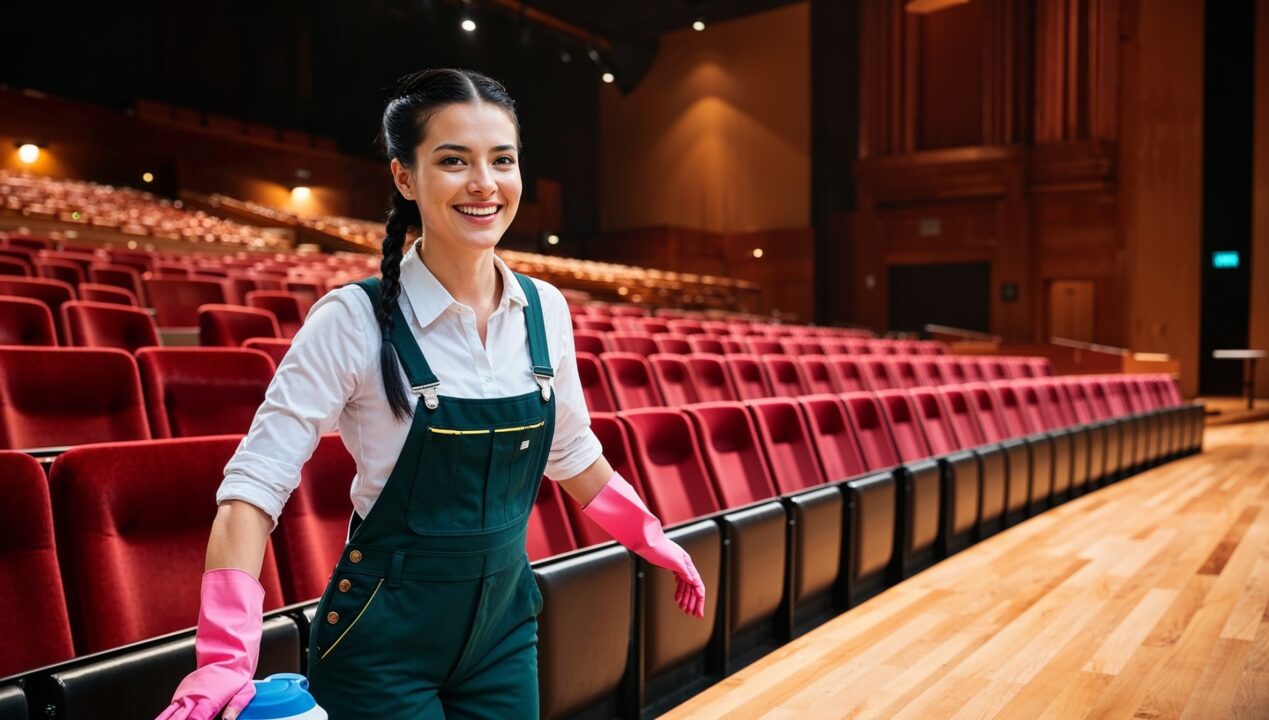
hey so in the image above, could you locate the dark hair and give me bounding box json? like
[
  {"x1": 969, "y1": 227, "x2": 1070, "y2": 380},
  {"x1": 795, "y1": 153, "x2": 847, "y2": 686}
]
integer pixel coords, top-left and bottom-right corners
[{"x1": 376, "y1": 68, "x2": 521, "y2": 420}]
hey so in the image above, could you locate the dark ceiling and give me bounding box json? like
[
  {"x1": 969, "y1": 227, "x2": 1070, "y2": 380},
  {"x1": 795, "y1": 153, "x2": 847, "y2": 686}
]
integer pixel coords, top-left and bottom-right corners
[{"x1": 519, "y1": 0, "x2": 806, "y2": 41}]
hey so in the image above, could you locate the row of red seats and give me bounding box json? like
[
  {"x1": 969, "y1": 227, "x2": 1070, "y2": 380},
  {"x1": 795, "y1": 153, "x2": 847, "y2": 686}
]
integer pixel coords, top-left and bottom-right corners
[
  {"x1": 577, "y1": 351, "x2": 1054, "y2": 412},
  {"x1": 574, "y1": 328, "x2": 942, "y2": 356},
  {"x1": 0, "y1": 372, "x2": 1186, "y2": 679},
  {"x1": 571, "y1": 313, "x2": 887, "y2": 339}
]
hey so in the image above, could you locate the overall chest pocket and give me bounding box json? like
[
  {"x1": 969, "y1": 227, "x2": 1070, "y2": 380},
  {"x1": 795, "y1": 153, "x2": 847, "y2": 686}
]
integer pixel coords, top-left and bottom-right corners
[{"x1": 496, "y1": 420, "x2": 548, "y2": 523}]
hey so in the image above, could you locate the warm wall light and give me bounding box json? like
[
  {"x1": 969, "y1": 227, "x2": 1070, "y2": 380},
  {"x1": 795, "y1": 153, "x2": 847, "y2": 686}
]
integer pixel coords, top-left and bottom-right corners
[
  {"x1": 905, "y1": 0, "x2": 971, "y2": 14},
  {"x1": 291, "y1": 186, "x2": 312, "y2": 202},
  {"x1": 142, "y1": 172, "x2": 155, "y2": 183},
  {"x1": 17, "y1": 144, "x2": 40, "y2": 164},
  {"x1": 752, "y1": 248, "x2": 764, "y2": 258},
  {"x1": 601, "y1": 72, "x2": 615, "y2": 84},
  {"x1": 692, "y1": 19, "x2": 705, "y2": 31},
  {"x1": 546, "y1": 233, "x2": 560, "y2": 245}
]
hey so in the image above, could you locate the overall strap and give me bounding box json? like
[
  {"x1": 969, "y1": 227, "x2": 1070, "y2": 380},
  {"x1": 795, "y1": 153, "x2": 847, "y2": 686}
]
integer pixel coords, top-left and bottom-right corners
[
  {"x1": 514, "y1": 272, "x2": 555, "y2": 402},
  {"x1": 353, "y1": 277, "x2": 441, "y2": 409}
]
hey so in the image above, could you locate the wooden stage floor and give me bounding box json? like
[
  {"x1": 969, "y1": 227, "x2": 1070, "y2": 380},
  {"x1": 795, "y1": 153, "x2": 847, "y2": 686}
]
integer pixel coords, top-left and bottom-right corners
[{"x1": 663, "y1": 421, "x2": 1269, "y2": 719}]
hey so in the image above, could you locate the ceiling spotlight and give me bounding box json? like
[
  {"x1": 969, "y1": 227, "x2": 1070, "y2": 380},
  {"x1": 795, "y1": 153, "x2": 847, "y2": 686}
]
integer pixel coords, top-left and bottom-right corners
[
  {"x1": 752, "y1": 248, "x2": 764, "y2": 258},
  {"x1": 292, "y1": 186, "x2": 312, "y2": 202},
  {"x1": 546, "y1": 233, "x2": 560, "y2": 245},
  {"x1": 692, "y1": 18, "x2": 706, "y2": 31},
  {"x1": 601, "y1": 72, "x2": 615, "y2": 84},
  {"x1": 461, "y1": 18, "x2": 476, "y2": 32},
  {"x1": 560, "y1": 50, "x2": 572, "y2": 63},
  {"x1": 17, "y1": 144, "x2": 40, "y2": 164},
  {"x1": 142, "y1": 172, "x2": 155, "y2": 183}
]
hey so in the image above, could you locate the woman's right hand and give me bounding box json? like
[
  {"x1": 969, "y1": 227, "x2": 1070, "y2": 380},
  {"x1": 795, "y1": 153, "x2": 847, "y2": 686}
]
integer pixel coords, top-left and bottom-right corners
[{"x1": 156, "y1": 568, "x2": 264, "y2": 720}]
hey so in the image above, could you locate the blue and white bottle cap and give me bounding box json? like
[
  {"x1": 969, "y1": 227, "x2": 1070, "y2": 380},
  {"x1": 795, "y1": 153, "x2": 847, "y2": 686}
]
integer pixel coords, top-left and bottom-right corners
[{"x1": 240, "y1": 673, "x2": 327, "y2": 720}]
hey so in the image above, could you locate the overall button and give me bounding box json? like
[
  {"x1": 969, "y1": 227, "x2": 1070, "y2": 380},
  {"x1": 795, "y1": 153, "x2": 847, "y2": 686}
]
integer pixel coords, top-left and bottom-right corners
[
  {"x1": 338, "y1": 579, "x2": 352, "y2": 592},
  {"x1": 349, "y1": 549, "x2": 363, "y2": 563},
  {"x1": 326, "y1": 611, "x2": 340, "y2": 624}
]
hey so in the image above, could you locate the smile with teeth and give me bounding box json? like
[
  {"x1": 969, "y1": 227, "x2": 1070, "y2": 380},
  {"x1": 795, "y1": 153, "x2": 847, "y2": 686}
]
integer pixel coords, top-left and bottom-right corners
[{"x1": 455, "y1": 205, "x2": 501, "y2": 216}]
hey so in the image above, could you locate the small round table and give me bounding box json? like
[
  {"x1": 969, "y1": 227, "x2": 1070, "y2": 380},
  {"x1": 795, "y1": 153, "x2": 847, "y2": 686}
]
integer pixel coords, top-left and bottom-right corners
[{"x1": 1212, "y1": 349, "x2": 1266, "y2": 409}]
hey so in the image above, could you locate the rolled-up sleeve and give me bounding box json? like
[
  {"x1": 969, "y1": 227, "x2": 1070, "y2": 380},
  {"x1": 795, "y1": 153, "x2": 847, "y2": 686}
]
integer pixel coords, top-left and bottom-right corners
[
  {"x1": 217, "y1": 287, "x2": 374, "y2": 528},
  {"x1": 542, "y1": 297, "x2": 603, "y2": 481}
]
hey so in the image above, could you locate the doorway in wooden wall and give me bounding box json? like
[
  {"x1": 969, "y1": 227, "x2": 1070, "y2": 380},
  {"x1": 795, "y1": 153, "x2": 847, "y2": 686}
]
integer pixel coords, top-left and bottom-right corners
[{"x1": 1047, "y1": 280, "x2": 1096, "y2": 343}]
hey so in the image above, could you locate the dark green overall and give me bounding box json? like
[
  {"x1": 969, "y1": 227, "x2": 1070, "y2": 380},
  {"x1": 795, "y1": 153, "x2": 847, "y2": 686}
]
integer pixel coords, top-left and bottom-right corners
[{"x1": 307, "y1": 274, "x2": 554, "y2": 719}]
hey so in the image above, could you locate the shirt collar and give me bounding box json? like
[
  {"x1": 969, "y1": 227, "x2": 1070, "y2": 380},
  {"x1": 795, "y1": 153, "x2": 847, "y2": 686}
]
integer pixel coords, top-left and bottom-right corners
[{"x1": 399, "y1": 239, "x2": 527, "y2": 329}]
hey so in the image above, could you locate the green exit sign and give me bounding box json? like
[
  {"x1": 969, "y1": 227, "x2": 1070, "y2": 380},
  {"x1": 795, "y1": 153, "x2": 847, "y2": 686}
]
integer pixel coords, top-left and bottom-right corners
[{"x1": 1212, "y1": 251, "x2": 1240, "y2": 269}]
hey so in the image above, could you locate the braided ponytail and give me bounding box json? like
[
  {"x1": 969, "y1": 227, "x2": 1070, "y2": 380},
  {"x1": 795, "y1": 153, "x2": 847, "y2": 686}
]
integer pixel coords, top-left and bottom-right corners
[
  {"x1": 375, "y1": 68, "x2": 521, "y2": 421},
  {"x1": 376, "y1": 190, "x2": 421, "y2": 421}
]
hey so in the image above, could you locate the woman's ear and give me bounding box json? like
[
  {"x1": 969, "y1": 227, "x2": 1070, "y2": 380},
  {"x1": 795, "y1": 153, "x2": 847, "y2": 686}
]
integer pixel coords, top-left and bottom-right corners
[{"x1": 389, "y1": 158, "x2": 415, "y2": 200}]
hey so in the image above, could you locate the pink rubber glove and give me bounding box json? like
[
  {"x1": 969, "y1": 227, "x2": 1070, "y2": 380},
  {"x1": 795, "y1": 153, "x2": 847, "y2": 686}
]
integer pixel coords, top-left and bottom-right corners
[
  {"x1": 580, "y1": 472, "x2": 706, "y2": 618},
  {"x1": 156, "y1": 568, "x2": 264, "y2": 720}
]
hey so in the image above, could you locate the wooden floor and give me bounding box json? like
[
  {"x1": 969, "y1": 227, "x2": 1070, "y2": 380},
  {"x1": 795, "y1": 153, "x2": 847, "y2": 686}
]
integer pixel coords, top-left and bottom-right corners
[{"x1": 663, "y1": 422, "x2": 1269, "y2": 719}]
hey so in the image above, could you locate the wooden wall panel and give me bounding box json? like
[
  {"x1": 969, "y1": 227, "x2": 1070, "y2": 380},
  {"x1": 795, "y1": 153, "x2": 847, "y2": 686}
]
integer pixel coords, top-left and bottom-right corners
[
  {"x1": 1252, "y1": 0, "x2": 1269, "y2": 398},
  {"x1": 917, "y1": 1, "x2": 985, "y2": 150}
]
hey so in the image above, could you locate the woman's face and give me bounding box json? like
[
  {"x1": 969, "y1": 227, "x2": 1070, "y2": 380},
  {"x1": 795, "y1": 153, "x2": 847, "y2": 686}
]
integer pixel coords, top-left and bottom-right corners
[{"x1": 393, "y1": 102, "x2": 521, "y2": 255}]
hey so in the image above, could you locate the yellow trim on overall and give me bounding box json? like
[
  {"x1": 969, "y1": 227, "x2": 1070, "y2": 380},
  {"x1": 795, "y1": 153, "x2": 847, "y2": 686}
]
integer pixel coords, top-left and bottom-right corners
[
  {"x1": 428, "y1": 420, "x2": 546, "y2": 436},
  {"x1": 320, "y1": 578, "x2": 385, "y2": 660}
]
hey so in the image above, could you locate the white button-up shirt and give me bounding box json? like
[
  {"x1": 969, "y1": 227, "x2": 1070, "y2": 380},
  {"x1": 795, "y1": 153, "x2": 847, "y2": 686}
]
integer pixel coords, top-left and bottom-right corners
[{"x1": 216, "y1": 241, "x2": 603, "y2": 529}]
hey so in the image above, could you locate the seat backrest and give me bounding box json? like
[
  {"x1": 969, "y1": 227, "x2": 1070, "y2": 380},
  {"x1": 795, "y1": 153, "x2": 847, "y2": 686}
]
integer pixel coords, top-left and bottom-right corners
[
  {"x1": 1003, "y1": 357, "x2": 1032, "y2": 379},
  {"x1": 242, "y1": 337, "x2": 292, "y2": 368},
  {"x1": 884, "y1": 357, "x2": 919, "y2": 388},
  {"x1": 840, "y1": 391, "x2": 901, "y2": 470},
  {"x1": 136, "y1": 347, "x2": 275, "y2": 438},
  {"x1": 761, "y1": 354, "x2": 809, "y2": 397},
  {"x1": 911, "y1": 358, "x2": 945, "y2": 387},
  {"x1": 1027, "y1": 357, "x2": 1055, "y2": 377},
  {"x1": 34, "y1": 259, "x2": 85, "y2": 288},
  {"x1": 907, "y1": 388, "x2": 960, "y2": 454},
  {"x1": 797, "y1": 355, "x2": 839, "y2": 395},
  {"x1": 936, "y1": 356, "x2": 968, "y2": 384},
  {"x1": 565, "y1": 412, "x2": 644, "y2": 547},
  {"x1": 989, "y1": 381, "x2": 1033, "y2": 437},
  {"x1": 829, "y1": 356, "x2": 872, "y2": 392},
  {"x1": 743, "y1": 337, "x2": 783, "y2": 355},
  {"x1": 571, "y1": 329, "x2": 608, "y2": 355},
  {"x1": 61, "y1": 300, "x2": 160, "y2": 353},
  {"x1": 1061, "y1": 378, "x2": 1098, "y2": 423},
  {"x1": 977, "y1": 357, "x2": 1011, "y2": 381},
  {"x1": 858, "y1": 357, "x2": 896, "y2": 391},
  {"x1": 49, "y1": 436, "x2": 286, "y2": 653},
  {"x1": 638, "y1": 318, "x2": 670, "y2": 335},
  {"x1": 874, "y1": 389, "x2": 933, "y2": 462},
  {"x1": 724, "y1": 354, "x2": 774, "y2": 400},
  {"x1": 965, "y1": 382, "x2": 1010, "y2": 442},
  {"x1": 245, "y1": 291, "x2": 304, "y2": 337},
  {"x1": 1010, "y1": 380, "x2": 1053, "y2": 433},
  {"x1": 600, "y1": 351, "x2": 665, "y2": 410},
  {"x1": 652, "y1": 334, "x2": 691, "y2": 355},
  {"x1": 959, "y1": 357, "x2": 986, "y2": 381},
  {"x1": 649, "y1": 354, "x2": 700, "y2": 407},
  {"x1": 935, "y1": 386, "x2": 987, "y2": 449},
  {"x1": 198, "y1": 304, "x2": 281, "y2": 347},
  {"x1": 575, "y1": 351, "x2": 618, "y2": 413},
  {"x1": 0, "y1": 451, "x2": 75, "y2": 676},
  {"x1": 1095, "y1": 376, "x2": 1132, "y2": 417},
  {"x1": 0, "y1": 277, "x2": 75, "y2": 343},
  {"x1": 607, "y1": 331, "x2": 658, "y2": 356},
  {"x1": 619, "y1": 408, "x2": 720, "y2": 524},
  {"x1": 745, "y1": 397, "x2": 826, "y2": 493},
  {"x1": 79, "y1": 282, "x2": 139, "y2": 306},
  {"x1": 0, "y1": 347, "x2": 149, "y2": 450},
  {"x1": 684, "y1": 353, "x2": 738, "y2": 404},
  {"x1": 0, "y1": 296, "x2": 58, "y2": 346},
  {"x1": 1037, "y1": 379, "x2": 1078, "y2": 427},
  {"x1": 88, "y1": 264, "x2": 146, "y2": 305},
  {"x1": 527, "y1": 475, "x2": 578, "y2": 562},
  {"x1": 916, "y1": 340, "x2": 947, "y2": 355},
  {"x1": 666, "y1": 319, "x2": 705, "y2": 336},
  {"x1": 797, "y1": 394, "x2": 869, "y2": 481},
  {"x1": 686, "y1": 335, "x2": 725, "y2": 355},
  {"x1": 0, "y1": 256, "x2": 31, "y2": 276},
  {"x1": 144, "y1": 277, "x2": 226, "y2": 327},
  {"x1": 683, "y1": 401, "x2": 778, "y2": 506},
  {"x1": 720, "y1": 337, "x2": 746, "y2": 354},
  {"x1": 1121, "y1": 376, "x2": 1150, "y2": 414},
  {"x1": 272, "y1": 433, "x2": 356, "y2": 603}
]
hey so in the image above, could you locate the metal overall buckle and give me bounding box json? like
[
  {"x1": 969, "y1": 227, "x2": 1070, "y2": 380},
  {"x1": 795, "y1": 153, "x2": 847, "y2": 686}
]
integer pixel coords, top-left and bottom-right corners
[
  {"x1": 410, "y1": 381, "x2": 440, "y2": 410},
  {"x1": 534, "y1": 373, "x2": 553, "y2": 402}
]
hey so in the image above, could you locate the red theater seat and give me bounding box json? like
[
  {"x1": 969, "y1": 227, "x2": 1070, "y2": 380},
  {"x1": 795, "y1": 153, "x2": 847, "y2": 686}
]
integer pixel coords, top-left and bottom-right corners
[
  {"x1": 88, "y1": 264, "x2": 147, "y2": 305},
  {"x1": 34, "y1": 259, "x2": 85, "y2": 288},
  {"x1": 601, "y1": 352, "x2": 665, "y2": 410},
  {"x1": 686, "y1": 335, "x2": 725, "y2": 355},
  {"x1": 874, "y1": 390, "x2": 932, "y2": 462},
  {"x1": 828, "y1": 356, "x2": 871, "y2": 393},
  {"x1": 683, "y1": 402, "x2": 778, "y2": 506},
  {"x1": 666, "y1": 319, "x2": 705, "y2": 336},
  {"x1": 761, "y1": 355, "x2": 809, "y2": 397},
  {"x1": 272, "y1": 433, "x2": 356, "y2": 603},
  {"x1": 0, "y1": 277, "x2": 75, "y2": 342},
  {"x1": 858, "y1": 357, "x2": 897, "y2": 391},
  {"x1": 743, "y1": 338, "x2": 783, "y2": 356},
  {"x1": 620, "y1": 408, "x2": 721, "y2": 523},
  {"x1": 1026, "y1": 357, "x2": 1055, "y2": 377},
  {"x1": 567, "y1": 413, "x2": 644, "y2": 547},
  {"x1": 911, "y1": 358, "x2": 945, "y2": 387},
  {"x1": 144, "y1": 277, "x2": 226, "y2": 327},
  {"x1": 608, "y1": 331, "x2": 658, "y2": 356},
  {"x1": 797, "y1": 394, "x2": 869, "y2": 482},
  {"x1": 79, "y1": 282, "x2": 139, "y2": 306},
  {"x1": 649, "y1": 354, "x2": 699, "y2": 407},
  {"x1": 685, "y1": 354, "x2": 739, "y2": 403},
  {"x1": 576, "y1": 351, "x2": 618, "y2": 413},
  {"x1": 245, "y1": 291, "x2": 305, "y2": 338},
  {"x1": 136, "y1": 347, "x2": 274, "y2": 438},
  {"x1": 61, "y1": 300, "x2": 160, "y2": 353},
  {"x1": 526, "y1": 477, "x2": 578, "y2": 562},
  {"x1": 720, "y1": 337, "x2": 746, "y2": 354},
  {"x1": 652, "y1": 334, "x2": 691, "y2": 355},
  {"x1": 746, "y1": 397, "x2": 826, "y2": 493},
  {"x1": 49, "y1": 436, "x2": 286, "y2": 653},
  {"x1": 243, "y1": 337, "x2": 292, "y2": 368},
  {"x1": 0, "y1": 296, "x2": 57, "y2": 346},
  {"x1": 0, "y1": 451, "x2": 75, "y2": 676},
  {"x1": 198, "y1": 304, "x2": 281, "y2": 346},
  {"x1": 0, "y1": 347, "x2": 149, "y2": 450},
  {"x1": 884, "y1": 357, "x2": 920, "y2": 389},
  {"x1": 840, "y1": 392, "x2": 901, "y2": 470},
  {"x1": 0, "y1": 256, "x2": 31, "y2": 276},
  {"x1": 724, "y1": 354, "x2": 773, "y2": 400},
  {"x1": 572, "y1": 329, "x2": 608, "y2": 355},
  {"x1": 798, "y1": 355, "x2": 839, "y2": 395}
]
